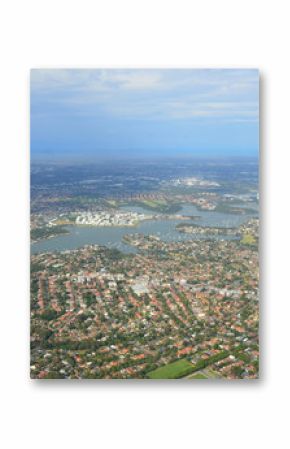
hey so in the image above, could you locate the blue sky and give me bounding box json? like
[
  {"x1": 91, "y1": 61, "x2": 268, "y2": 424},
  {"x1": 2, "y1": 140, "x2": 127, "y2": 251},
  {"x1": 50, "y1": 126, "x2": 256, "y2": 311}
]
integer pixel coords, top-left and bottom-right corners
[{"x1": 31, "y1": 69, "x2": 259, "y2": 159}]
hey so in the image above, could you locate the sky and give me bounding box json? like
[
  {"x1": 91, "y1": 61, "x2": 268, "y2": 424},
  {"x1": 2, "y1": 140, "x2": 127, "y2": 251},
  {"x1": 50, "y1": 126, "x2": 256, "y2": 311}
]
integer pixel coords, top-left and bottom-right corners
[{"x1": 30, "y1": 69, "x2": 259, "y2": 159}]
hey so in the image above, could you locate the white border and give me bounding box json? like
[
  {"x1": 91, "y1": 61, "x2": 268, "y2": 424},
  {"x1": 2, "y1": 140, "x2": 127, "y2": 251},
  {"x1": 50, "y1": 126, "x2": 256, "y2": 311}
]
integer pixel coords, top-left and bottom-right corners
[{"x1": 1, "y1": 1, "x2": 289, "y2": 448}]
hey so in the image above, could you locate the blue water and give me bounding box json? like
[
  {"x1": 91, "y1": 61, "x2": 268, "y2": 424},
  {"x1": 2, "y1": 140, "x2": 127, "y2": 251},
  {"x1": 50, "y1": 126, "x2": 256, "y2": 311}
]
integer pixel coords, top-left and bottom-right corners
[{"x1": 31, "y1": 204, "x2": 251, "y2": 255}]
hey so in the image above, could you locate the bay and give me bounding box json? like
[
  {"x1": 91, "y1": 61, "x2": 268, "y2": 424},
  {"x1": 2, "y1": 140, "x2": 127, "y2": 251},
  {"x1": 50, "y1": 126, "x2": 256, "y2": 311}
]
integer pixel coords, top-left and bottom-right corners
[{"x1": 31, "y1": 204, "x2": 253, "y2": 255}]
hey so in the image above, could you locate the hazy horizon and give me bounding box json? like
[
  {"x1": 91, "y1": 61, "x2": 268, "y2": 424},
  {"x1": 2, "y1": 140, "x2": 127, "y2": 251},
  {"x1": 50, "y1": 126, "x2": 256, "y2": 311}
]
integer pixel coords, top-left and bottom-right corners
[{"x1": 31, "y1": 153, "x2": 259, "y2": 164}]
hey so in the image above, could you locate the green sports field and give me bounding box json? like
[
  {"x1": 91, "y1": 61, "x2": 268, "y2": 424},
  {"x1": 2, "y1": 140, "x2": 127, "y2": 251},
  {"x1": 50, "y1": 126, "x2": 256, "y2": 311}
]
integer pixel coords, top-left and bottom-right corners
[
  {"x1": 147, "y1": 359, "x2": 195, "y2": 379},
  {"x1": 187, "y1": 373, "x2": 208, "y2": 379}
]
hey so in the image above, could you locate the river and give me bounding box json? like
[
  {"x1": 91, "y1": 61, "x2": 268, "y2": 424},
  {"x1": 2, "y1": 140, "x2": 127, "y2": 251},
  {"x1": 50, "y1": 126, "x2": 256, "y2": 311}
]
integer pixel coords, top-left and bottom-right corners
[{"x1": 31, "y1": 204, "x2": 254, "y2": 255}]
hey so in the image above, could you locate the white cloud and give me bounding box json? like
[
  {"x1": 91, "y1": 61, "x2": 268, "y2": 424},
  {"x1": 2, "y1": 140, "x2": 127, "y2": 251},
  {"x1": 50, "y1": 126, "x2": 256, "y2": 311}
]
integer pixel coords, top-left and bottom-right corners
[
  {"x1": 31, "y1": 69, "x2": 259, "y2": 122},
  {"x1": 97, "y1": 70, "x2": 163, "y2": 90},
  {"x1": 31, "y1": 69, "x2": 163, "y2": 92},
  {"x1": 104, "y1": 98, "x2": 258, "y2": 122}
]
